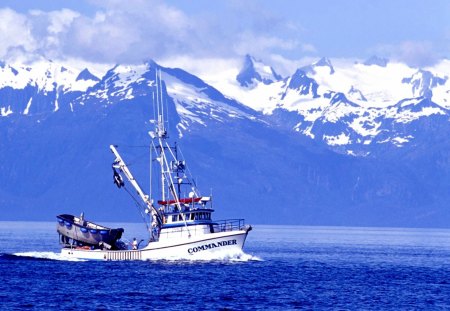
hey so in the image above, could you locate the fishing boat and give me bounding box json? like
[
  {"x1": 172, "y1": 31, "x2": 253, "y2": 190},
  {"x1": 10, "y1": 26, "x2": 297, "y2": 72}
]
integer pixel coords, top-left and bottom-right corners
[{"x1": 59, "y1": 72, "x2": 252, "y2": 260}]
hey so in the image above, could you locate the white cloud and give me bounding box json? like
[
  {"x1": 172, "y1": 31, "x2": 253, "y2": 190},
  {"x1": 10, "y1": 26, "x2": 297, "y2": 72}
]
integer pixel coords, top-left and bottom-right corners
[
  {"x1": 268, "y1": 54, "x2": 317, "y2": 76},
  {"x1": 0, "y1": 1, "x2": 316, "y2": 67},
  {"x1": 373, "y1": 41, "x2": 441, "y2": 68},
  {"x1": 29, "y1": 8, "x2": 79, "y2": 34},
  {"x1": 0, "y1": 1, "x2": 194, "y2": 63},
  {"x1": 301, "y1": 43, "x2": 317, "y2": 53},
  {"x1": 59, "y1": 0, "x2": 202, "y2": 63},
  {"x1": 159, "y1": 56, "x2": 241, "y2": 85},
  {"x1": 233, "y1": 31, "x2": 299, "y2": 57},
  {"x1": 0, "y1": 8, "x2": 36, "y2": 58},
  {"x1": 28, "y1": 9, "x2": 80, "y2": 58},
  {"x1": 0, "y1": 0, "x2": 448, "y2": 75}
]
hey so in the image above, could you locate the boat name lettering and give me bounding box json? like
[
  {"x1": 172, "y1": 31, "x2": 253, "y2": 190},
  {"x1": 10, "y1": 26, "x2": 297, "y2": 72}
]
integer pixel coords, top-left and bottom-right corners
[{"x1": 188, "y1": 239, "x2": 237, "y2": 254}]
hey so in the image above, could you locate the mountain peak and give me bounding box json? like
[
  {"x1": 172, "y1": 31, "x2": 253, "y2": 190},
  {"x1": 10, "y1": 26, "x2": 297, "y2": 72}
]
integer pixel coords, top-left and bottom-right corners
[
  {"x1": 395, "y1": 97, "x2": 448, "y2": 113},
  {"x1": 348, "y1": 85, "x2": 367, "y2": 101},
  {"x1": 330, "y1": 92, "x2": 359, "y2": 107},
  {"x1": 143, "y1": 59, "x2": 160, "y2": 71},
  {"x1": 282, "y1": 69, "x2": 319, "y2": 99},
  {"x1": 302, "y1": 57, "x2": 335, "y2": 75},
  {"x1": 402, "y1": 69, "x2": 447, "y2": 98},
  {"x1": 76, "y1": 68, "x2": 100, "y2": 82},
  {"x1": 363, "y1": 55, "x2": 389, "y2": 67},
  {"x1": 315, "y1": 57, "x2": 333, "y2": 68},
  {"x1": 236, "y1": 54, "x2": 282, "y2": 87}
]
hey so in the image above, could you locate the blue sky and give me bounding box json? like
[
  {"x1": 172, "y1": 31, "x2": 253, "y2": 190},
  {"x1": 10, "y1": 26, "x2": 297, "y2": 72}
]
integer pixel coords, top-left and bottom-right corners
[{"x1": 0, "y1": 0, "x2": 448, "y2": 68}]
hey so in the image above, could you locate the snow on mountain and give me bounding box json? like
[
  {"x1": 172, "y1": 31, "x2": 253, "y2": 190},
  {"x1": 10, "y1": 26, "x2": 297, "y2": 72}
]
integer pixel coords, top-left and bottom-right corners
[
  {"x1": 236, "y1": 54, "x2": 282, "y2": 87},
  {"x1": 0, "y1": 60, "x2": 99, "y2": 93},
  {"x1": 0, "y1": 59, "x2": 104, "y2": 116},
  {"x1": 0, "y1": 105, "x2": 12, "y2": 116},
  {"x1": 0, "y1": 55, "x2": 449, "y2": 155},
  {"x1": 195, "y1": 55, "x2": 450, "y2": 153},
  {"x1": 207, "y1": 55, "x2": 444, "y2": 110},
  {"x1": 281, "y1": 69, "x2": 319, "y2": 99},
  {"x1": 402, "y1": 69, "x2": 447, "y2": 98},
  {"x1": 27, "y1": 60, "x2": 260, "y2": 139},
  {"x1": 348, "y1": 85, "x2": 367, "y2": 102},
  {"x1": 79, "y1": 63, "x2": 150, "y2": 104},
  {"x1": 426, "y1": 59, "x2": 450, "y2": 108},
  {"x1": 162, "y1": 66, "x2": 258, "y2": 136},
  {"x1": 385, "y1": 97, "x2": 448, "y2": 122},
  {"x1": 199, "y1": 56, "x2": 420, "y2": 115},
  {"x1": 301, "y1": 57, "x2": 335, "y2": 75},
  {"x1": 76, "y1": 68, "x2": 100, "y2": 82}
]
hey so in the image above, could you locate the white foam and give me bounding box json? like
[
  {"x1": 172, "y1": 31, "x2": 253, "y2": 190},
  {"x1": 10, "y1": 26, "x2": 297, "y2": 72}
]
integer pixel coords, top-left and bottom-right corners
[
  {"x1": 13, "y1": 251, "x2": 87, "y2": 262},
  {"x1": 145, "y1": 250, "x2": 262, "y2": 262},
  {"x1": 193, "y1": 250, "x2": 262, "y2": 262},
  {"x1": 11, "y1": 250, "x2": 261, "y2": 263},
  {"x1": 227, "y1": 251, "x2": 263, "y2": 262}
]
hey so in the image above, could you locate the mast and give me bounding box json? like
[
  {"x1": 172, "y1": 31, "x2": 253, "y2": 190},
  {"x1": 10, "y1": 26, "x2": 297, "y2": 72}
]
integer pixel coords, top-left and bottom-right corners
[
  {"x1": 155, "y1": 69, "x2": 167, "y2": 202},
  {"x1": 150, "y1": 69, "x2": 191, "y2": 234},
  {"x1": 151, "y1": 70, "x2": 180, "y2": 210}
]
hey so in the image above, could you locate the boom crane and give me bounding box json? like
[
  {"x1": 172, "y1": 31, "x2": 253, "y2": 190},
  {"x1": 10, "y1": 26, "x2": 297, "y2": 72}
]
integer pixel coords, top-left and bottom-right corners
[{"x1": 110, "y1": 144, "x2": 161, "y2": 240}]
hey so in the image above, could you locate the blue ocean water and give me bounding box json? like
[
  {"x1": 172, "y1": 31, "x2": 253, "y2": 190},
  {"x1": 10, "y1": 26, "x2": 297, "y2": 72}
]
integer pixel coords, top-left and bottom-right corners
[{"x1": 1, "y1": 222, "x2": 450, "y2": 310}]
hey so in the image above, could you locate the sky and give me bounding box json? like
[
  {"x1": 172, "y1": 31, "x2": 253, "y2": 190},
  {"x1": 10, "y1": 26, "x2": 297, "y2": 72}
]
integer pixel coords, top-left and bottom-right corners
[{"x1": 0, "y1": 0, "x2": 448, "y2": 73}]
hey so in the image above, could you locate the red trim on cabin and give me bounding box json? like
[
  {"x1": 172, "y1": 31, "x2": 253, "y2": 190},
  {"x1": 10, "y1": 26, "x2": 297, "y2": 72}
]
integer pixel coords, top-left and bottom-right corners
[{"x1": 158, "y1": 197, "x2": 202, "y2": 205}]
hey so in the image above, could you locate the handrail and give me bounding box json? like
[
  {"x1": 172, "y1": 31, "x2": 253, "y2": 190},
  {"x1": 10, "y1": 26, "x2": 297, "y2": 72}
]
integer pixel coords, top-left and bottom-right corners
[
  {"x1": 213, "y1": 219, "x2": 246, "y2": 232},
  {"x1": 158, "y1": 219, "x2": 247, "y2": 240}
]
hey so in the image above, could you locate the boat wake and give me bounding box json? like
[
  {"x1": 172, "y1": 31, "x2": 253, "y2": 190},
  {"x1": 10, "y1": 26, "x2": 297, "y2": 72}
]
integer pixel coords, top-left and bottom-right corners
[
  {"x1": 149, "y1": 250, "x2": 263, "y2": 263},
  {"x1": 203, "y1": 250, "x2": 263, "y2": 262},
  {"x1": 10, "y1": 251, "x2": 87, "y2": 262},
  {"x1": 234, "y1": 252, "x2": 263, "y2": 262},
  {"x1": 1, "y1": 251, "x2": 261, "y2": 263}
]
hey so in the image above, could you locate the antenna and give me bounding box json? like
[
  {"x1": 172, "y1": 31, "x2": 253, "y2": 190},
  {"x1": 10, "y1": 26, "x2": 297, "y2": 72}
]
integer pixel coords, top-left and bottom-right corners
[
  {"x1": 149, "y1": 139, "x2": 153, "y2": 202},
  {"x1": 155, "y1": 70, "x2": 161, "y2": 133},
  {"x1": 159, "y1": 69, "x2": 164, "y2": 129},
  {"x1": 152, "y1": 90, "x2": 156, "y2": 124},
  {"x1": 153, "y1": 69, "x2": 167, "y2": 139}
]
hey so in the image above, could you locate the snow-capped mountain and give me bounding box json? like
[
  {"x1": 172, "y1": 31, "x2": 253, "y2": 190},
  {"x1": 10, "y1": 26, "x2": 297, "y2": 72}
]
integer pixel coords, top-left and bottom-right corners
[
  {"x1": 402, "y1": 69, "x2": 447, "y2": 98},
  {"x1": 2, "y1": 55, "x2": 448, "y2": 154},
  {"x1": 0, "y1": 59, "x2": 257, "y2": 125},
  {"x1": 301, "y1": 57, "x2": 335, "y2": 75},
  {"x1": 363, "y1": 55, "x2": 388, "y2": 67},
  {"x1": 0, "y1": 59, "x2": 100, "y2": 116},
  {"x1": 0, "y1": 56, "x2": 449, "y2": 227},
  {"x1": 236, "y1": 54, "x2": 282, "y2": 87},
  {"x1": 203, "y1": 55, "x2": 450, "y2": 156}
]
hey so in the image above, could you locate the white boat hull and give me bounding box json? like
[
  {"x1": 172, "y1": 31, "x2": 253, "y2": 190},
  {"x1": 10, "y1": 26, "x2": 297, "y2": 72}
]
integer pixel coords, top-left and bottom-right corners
[{"x1": 61, "y1": 229, "x2": 250, "y2": 261}]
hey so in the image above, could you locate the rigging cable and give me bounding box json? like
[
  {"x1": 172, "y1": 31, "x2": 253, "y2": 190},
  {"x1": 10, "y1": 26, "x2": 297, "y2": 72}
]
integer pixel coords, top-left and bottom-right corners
[
  {"x1": 122, "y1": 185, "x2": 150, "y2": 233},
  {"x1": 178, "y1": 147, "x2": 201, "y2": 197}
]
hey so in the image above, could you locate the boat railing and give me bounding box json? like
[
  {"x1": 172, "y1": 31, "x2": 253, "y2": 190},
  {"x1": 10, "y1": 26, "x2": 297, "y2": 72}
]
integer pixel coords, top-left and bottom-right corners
[
  {"x1": 157, "y1": 219, "x2": 247, "y2": 240},
  {"x1": 213, "y1": 219, "x2": 246, "y2": 232}
]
